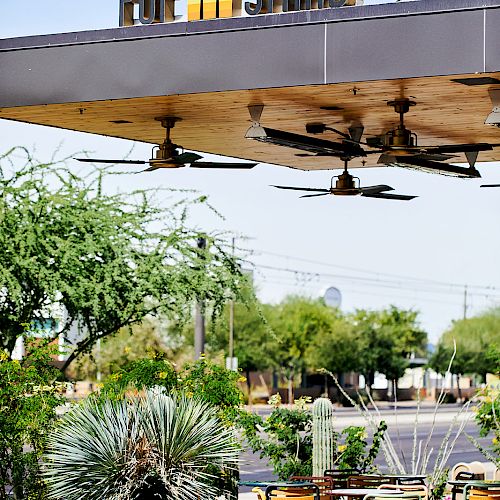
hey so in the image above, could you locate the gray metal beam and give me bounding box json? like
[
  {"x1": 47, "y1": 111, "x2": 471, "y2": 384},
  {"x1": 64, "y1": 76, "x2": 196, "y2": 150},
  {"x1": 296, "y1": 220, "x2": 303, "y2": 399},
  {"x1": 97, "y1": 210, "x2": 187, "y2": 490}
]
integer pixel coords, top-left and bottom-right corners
[{"x1": 1, "y1": 0, "x2": 499, "y2": 108}]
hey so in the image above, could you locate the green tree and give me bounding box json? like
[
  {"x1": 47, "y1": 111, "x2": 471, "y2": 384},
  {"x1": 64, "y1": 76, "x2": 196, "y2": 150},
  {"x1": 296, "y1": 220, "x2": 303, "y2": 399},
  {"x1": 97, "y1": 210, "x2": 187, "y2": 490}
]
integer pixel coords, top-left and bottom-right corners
[
  {"x1": 205, "y1": 295, "x2": 276, "y2": 399},
  {"x1": 305, "y1": 311, "x2": 361, "y2": 381},
  {"x1": 436, "y1": 309, "x2": 500, "y2": 381},
  {"x1": 269, "y1": 297, "x2": 335, "y2": 402},
  {"x1": 0, "y1": 148, "x2": 244, "y2": 367},
  {"x1": 351, "y1": 306, "x2": 427, "y2": 388}
]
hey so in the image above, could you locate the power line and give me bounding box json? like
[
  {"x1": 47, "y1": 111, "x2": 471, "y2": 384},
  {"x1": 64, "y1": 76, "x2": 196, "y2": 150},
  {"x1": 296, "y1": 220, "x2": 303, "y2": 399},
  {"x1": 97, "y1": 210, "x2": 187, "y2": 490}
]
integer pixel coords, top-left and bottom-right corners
[
  {"x1": 248, "y1": 248, "x2": 500, "y2": 293},
  {"x1": 253, "y1": 262, "x2": 500, "y2": 300}
]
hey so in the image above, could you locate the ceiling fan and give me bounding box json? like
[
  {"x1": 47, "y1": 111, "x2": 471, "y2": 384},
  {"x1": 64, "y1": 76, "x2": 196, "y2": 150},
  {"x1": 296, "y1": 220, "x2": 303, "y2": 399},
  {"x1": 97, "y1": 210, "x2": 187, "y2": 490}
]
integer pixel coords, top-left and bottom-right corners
[
  {"x1": 76, "y1": 117, "x2": 258, "y2": 172},
  {"x1": 308, "y1": 99, "x2": 499, "y2": 178},
  {"x1": 245, "y1": 105, "x2": 368, "y2": 160},
  {"x1": 246, "y1": 102, "x2": 500, "y2": 179},
  {"x1": 272, "y1": 159, "x2": 417, "y2": 201}
]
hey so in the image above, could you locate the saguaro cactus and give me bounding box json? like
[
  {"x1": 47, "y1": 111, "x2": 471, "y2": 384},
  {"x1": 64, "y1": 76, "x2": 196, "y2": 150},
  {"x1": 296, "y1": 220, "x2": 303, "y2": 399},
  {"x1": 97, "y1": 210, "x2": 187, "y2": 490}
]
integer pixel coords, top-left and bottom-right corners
[{"x1": 312, "y1": 397, "x2": 336, "y2": 477}]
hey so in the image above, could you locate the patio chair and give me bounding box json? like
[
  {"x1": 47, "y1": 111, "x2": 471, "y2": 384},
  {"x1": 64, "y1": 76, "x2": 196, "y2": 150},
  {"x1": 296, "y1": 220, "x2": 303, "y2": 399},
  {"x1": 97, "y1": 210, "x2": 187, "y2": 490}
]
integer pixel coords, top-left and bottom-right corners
[
  {"x1": 378, "y1": 483, "x2": 428, "y2": 500},
  {"x1": 363, "y1": 493, "x2": 421, "y2": 500},
  {"x1": 347, "y1": 475, "x2": 395, "y2": 488},
  {"x1": 254, "y1": 487, "x2": 266, "y2": 500},
  {"x1": 289, "y1": 476, "x2": 334, "y2": 499},
  {"x1": 450, "y1": 471, "x2": 485, "y2": 500},
  {"x1": 324, "y1": 469, "x2": 359, "y2": 489},
  {"x1": 451, "y1": 463, "x2": 486, "y2": 481},
  {"x1": 467, "y1": 485, "x2": 500, "y2": 500},
  {"x1": 395, "y1": 478, "x2": 427, "y2": 487},
  {"x1": 265, "y1": 483, "x2": 321, "y2": 500}
]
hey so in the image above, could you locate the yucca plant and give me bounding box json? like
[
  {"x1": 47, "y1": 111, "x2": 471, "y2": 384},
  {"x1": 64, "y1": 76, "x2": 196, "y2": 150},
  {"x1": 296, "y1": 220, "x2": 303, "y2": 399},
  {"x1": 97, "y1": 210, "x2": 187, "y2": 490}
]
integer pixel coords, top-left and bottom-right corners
[{"x1": 42, "y1": 390, "x2": 239, "y2": 500}]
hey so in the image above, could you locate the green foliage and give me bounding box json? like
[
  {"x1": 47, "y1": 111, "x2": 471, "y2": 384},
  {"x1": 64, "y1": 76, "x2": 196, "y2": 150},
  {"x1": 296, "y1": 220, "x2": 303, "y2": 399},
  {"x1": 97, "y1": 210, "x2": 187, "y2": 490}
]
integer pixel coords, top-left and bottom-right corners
[
  {"x1": 98, "y1": 355, "x2": 178, "y2": 399},
  {"x1": 335, "y1": 422, "x2": 387, "y2": 472},
  {"x1": 43, "y1": 390, "x2": 240, "y2": 500},
  {"x1": 0, "y1": 339, "x2": 65, "y2": 499},
  {"x1": 179, "y1": 357, "x2": 245, "y2": 422},
  {"x1": 205, "y1": 296, "x2": 276, "y2": 376},
  {"x1": 306, "y1": 313, "x2": 360, "y2": 376},
  {"x1": 239, "y1": 398, "x2": 313, "y2": 480},
  {"x1": 240, "y1": 397, "x2": 386, "y2": 480},
  {"x1": 351, "y1": 307, "x2": 427, "y2": 386},
  {"x1": 472, "y1": 386, "x2": 500, "y2": 463},
  {"x1": 0, "y1": 148, "x2": 245, "y2": 366},
  {"x1": 98, "y1": 356, "x2": 244, "y2": 423},
  {"x1": 71, "y1": 318, "x2": 176, "y2": 381},
  {"x1": 434, "y1": 308, "x2": 500, "y2": 379}
]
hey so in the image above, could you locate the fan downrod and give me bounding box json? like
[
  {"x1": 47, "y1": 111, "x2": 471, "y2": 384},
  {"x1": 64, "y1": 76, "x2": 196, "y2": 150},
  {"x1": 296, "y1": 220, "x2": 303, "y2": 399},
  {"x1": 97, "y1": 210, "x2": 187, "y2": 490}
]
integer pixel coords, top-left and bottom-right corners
[
  {"x1": 384, "y1": 98, "x2": 417, "y2": 149},
  {"x1": 154, "y1": 116, "x2": 182, "y2": 161},
  {"x1": 333, "y1": 159, "x2": 359, "y2": 195}
]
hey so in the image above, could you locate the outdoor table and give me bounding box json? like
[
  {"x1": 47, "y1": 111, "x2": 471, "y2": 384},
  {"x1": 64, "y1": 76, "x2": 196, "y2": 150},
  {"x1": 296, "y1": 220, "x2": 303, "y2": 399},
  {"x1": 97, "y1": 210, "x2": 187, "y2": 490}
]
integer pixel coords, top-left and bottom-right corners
[{"x1": 326, "y1": 488, "x2": 404, "y2": 498}]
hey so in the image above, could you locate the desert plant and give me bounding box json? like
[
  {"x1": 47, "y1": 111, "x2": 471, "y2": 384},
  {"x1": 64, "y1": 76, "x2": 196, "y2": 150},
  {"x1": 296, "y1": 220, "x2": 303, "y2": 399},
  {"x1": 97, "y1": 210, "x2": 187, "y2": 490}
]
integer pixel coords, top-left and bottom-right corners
[
  {"x1": 43, "y1": 390, "x2": 239, "y2": 500},
  {"x1": 312, "y1": 397, "x2": 336, "y2": 476}
]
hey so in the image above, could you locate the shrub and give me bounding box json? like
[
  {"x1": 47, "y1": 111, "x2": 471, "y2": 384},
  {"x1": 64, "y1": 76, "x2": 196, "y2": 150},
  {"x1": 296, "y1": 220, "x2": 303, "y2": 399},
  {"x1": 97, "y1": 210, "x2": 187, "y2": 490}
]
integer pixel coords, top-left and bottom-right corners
[
  {"x1": 0, "y1": 340, "x2": 65, "y2": 500},
  {"x1": 43, "y1": 390, "x2": 239, "y2": 500}
]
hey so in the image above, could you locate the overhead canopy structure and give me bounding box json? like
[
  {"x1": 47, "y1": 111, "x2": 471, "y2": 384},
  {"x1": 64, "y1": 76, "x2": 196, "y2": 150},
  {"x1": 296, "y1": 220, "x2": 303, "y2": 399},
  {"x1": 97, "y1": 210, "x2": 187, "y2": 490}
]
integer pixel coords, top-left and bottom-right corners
[{"x1": 1, "y1": 0, "x2": 500, "y2": 170}]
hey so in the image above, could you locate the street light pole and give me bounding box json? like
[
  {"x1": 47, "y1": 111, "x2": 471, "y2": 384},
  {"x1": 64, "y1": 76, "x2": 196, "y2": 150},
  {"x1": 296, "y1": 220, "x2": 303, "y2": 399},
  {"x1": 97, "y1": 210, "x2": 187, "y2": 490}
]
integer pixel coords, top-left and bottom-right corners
[{"x1": 194, "y1": 237, "x2": 206, "y2": 360}]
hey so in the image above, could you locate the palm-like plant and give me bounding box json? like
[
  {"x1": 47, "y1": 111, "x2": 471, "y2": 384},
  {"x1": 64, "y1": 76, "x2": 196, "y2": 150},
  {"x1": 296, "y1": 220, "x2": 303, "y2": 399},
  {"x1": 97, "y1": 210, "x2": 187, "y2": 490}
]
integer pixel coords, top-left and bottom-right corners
[{"x1": 42, "y1": 390, "x2": 239, "y2": 499}]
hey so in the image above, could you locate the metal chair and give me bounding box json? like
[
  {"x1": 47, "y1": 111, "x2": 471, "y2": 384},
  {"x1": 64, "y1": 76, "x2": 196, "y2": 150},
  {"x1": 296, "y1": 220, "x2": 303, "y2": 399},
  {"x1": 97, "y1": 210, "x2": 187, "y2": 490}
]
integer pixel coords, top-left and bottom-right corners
[
  {"x1": 396, "y1": 478, "x2": 427, "y2": 487},
  {"x1": 324, "y1": 470, "x2": 359, "y2": 489},
  {"x1": 451, "y1": 471, "x2": 485, "y2": 500},
  {"x1": 378, "y1": 483, "x2": 428, "y2": 500},
  {"x1": 289, "y1": 476, "x2": 334, "y2": 499},
  {"x1": 347, "y1": 475, "x2": 396, "y2": 488},
  {"x1": 465, "y1": 483, "x2": 500, "y2": 500},
  {"x1": 265, "y1": 483, "x2": 321, "y2": 500}
]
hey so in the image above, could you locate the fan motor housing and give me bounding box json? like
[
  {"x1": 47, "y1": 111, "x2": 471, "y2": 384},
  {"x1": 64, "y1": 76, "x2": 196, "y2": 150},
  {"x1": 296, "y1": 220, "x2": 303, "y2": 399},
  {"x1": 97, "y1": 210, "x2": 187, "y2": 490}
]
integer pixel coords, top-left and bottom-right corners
[{"x1": 384, "y1": 127, "x2": 415, "y2": 148}]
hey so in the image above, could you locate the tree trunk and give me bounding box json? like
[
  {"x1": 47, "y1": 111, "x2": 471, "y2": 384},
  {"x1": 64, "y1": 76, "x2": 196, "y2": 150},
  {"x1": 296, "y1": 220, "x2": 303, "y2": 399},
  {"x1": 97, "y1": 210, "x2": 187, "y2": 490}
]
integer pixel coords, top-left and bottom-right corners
[
  {"x1": 457, "y1": 373, "x2": 462, "y2": 403},
  {"x1": 288, "y1": 367, "x2": 294, "y2": 405},
  {"x1": 245, "y1": 368, "x2": 252, "y2": 407}
]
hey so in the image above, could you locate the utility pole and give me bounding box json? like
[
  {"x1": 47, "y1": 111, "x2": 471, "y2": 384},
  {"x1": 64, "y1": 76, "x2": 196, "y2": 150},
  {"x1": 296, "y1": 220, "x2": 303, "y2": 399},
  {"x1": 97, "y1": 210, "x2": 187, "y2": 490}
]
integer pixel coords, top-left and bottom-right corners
[
  {"x1": 194, "y1": 237, "x2": 206, "y2": 360},
  {"x1": 228, "y1": 237, "x2": 235, "y2": 367},
  {"x1": 463, "y1": 284, "x2": 468, "y2": 320}
]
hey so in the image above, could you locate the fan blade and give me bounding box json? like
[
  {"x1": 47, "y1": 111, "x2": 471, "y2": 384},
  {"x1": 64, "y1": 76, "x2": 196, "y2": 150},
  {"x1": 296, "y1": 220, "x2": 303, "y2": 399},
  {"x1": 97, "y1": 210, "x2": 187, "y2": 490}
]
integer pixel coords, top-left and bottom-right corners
[
  {"x1": 254, "y1": 127, "x2": 366, "y2": 157},
  {"x1": 420, "y1": 143, "x2": 493, "y2": 154},
  {"x1": 175, "y1": 152, "x2": 203, "y2": 163},
  {"x1": 380, "y1": 154, "x2": 481, "y2": 178},
  {"x1": 360, "y1": 184, "x2": 394, "y2": 195},
  {"x1": 75, "y1": 158, "x2": 147, "y2": 165},
  {"x1": 480, "y1": 184, "x2": 500, "y2": 188},
  {"x1": 272, "y1": 185, "x2": 330, "y2": 193},
  {"x1": 362, "y1": 192, "x2": 417, "y2": 201},
  {"x1": 300, "y1": 192, "x2": 331, "y2": 198},
  {"x1": 414, "y1": 153, "x2": 456, "y2": 161},
  {"x1": 190, "y1": 162, "x2": 257, "y2": 169}
]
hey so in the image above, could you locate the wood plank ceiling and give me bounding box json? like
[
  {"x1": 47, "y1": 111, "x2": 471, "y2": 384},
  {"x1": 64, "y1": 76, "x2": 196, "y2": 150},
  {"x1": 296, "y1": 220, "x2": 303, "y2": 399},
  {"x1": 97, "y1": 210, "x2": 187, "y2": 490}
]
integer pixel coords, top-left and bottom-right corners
[{"x1": 1, "y1": 73, "x2": 500, "y2": 170}]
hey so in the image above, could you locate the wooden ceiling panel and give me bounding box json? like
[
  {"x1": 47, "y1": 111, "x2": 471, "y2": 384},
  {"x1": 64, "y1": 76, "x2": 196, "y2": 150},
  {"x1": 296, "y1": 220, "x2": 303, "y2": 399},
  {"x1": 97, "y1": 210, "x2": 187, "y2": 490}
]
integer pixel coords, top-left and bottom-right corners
[{"x1": 1, "y1": 73, "x2": 500, "y2": 170}]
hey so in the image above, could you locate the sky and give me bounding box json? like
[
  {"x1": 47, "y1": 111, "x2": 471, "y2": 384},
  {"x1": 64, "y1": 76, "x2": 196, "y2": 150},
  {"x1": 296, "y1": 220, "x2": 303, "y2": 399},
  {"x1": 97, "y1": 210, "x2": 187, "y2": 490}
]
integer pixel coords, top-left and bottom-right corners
[{"x1": 1, "y1": 0, "x2": 500, "y2": 343}]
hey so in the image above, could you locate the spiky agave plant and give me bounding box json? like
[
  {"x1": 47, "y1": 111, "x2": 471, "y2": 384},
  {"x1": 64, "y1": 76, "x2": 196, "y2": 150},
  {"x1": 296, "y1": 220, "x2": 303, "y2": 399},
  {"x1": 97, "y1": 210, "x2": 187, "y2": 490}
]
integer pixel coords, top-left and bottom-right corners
[{"x1": 42, "y1": 390, "x2": 239, "y2": 500}]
